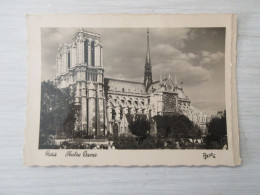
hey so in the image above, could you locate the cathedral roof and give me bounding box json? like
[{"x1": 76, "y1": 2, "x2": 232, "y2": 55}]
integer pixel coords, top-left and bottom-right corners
[
  {"x1": 177, "y1": 88, "x2": 190, "y2": 101},
  {"x1": 104, "y1": 78, "x2": 147, "y2": 95},
  {"x1": 148, "y1": 81, "x2": 160, "y2": 93},
  {"x1": 148, "y1": 76, "x2": 190, "y2": 101}
]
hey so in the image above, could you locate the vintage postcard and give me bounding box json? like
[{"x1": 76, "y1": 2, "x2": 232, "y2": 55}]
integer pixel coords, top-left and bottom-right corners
[{"x1": 24, "y1": 14, "x2": 240, "y2": 166}]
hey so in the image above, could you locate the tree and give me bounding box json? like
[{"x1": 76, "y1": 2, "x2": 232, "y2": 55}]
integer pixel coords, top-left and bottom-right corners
[
  {"x1": 187, "y1": 124, "x2": 202, "y2": 143},
  {"x1": 39, "y1": 81, "x2": 79, "y2": 148},
  {"x1": 153, "y1": 114, "x2": 201, "y2": 141},
  {"x1": 205, "y1": 110, "x2": 227, "y2": 149},
  {"x1": 128, "y1": 117, "x2": 151, "y2": 144}
]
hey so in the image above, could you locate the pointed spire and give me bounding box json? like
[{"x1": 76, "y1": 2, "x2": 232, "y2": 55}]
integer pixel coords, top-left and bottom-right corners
[
  {"x1": 144, "y1": 28, "x2": 152, "y2": 91},
  {"x1": 146, "y1": 28, "x2": 150, "y2": 64}
]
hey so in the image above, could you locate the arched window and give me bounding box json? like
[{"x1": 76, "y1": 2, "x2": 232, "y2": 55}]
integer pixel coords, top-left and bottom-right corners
[
  {"x1": 112, "y1": 108, "x2": 116, "y2": 120},
  {"x1": 91, "y1": 41, "x2": 95, "y2": 66},
  {"x1": 90, "y1": 72, "x2": 93, "y2": 81},
  {"x1": 135, "y1": 108, "x2": 138, "y2": 113},
  {"x1": 120, "y1": 107, "x2": 123, "y2": 120},
  {"x1": 93, "y1": 73, "x2": 97, "y2": 82},
  {"x1": 84, "y1": 40, "x2": 88, "y2": 64},
  {"x1": 67, "y1": 51, "x2": 70, "y2": 69}
]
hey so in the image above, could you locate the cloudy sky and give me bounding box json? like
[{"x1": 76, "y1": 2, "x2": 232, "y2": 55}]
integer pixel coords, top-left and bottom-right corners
[{"x1": 41, "y1": 27, "x2": 225, "y2": 116}]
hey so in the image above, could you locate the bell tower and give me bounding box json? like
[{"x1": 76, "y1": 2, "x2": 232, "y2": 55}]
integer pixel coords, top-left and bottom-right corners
[{"x1": 144, "y1": 28, "x2": 153, "y2": 91}]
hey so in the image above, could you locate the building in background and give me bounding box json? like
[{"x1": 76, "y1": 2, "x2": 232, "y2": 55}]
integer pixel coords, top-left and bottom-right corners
[{"x1": 55, "y1": 28, "x2": 208, "y2": 137}]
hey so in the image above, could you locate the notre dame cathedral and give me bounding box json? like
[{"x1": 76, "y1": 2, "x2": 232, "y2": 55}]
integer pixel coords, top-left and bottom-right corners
[{"x1": 55, "y1": 28, "x2": 208, "y2": 137}]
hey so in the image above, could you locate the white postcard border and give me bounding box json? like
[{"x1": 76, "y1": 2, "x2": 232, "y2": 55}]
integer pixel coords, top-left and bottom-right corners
[{"x1": 24, "y1": 14, "x2": 240, "y2": 166}]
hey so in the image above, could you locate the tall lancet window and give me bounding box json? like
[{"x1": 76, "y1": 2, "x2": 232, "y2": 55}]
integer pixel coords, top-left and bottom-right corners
[
  {"x1": 84, "y1": 40, "x2": 88, "y2": 64},
  {"x1": 91, "y1": 41, "x2": 95, "y2": 66},
  {"x1": 94, "y1": 73, "x2": 97, "y2": 82},
  {"x1": 86, "y1": 72, "x2": 89, "y2": 81},
  {"x1": 68, "y1": 51, "x2": 71, "y2": 69}
]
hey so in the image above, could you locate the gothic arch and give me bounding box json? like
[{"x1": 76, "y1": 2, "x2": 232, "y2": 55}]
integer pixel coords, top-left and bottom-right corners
[
  {"x1": 107, "y1": 100, "x2": 113, "y2": 108},
  {"x1": 111, "y1": 107, "x2": 116, "y2": 120},
  {"x1": 120, "y1": 99, "x2": 126, "y2": 107},
  {"x1": 108, "y1": 98, "x2": 117, "y2": 107},
  {"x1": 134, "y1": 100, "x2": 138, "y2": 107},
  {"x1": 127, "y1": 99, "x2": 132, "y2": 107}
]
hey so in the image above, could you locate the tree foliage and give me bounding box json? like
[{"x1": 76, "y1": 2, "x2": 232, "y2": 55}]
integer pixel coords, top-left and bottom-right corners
[
  {"x1": 39, "y1": 81, "x2": 79, "y2": 148},
  {"x1": 153, "y1": 114, "x2": 201, "y2": 141},
  {"x1": 128, "y1": 118, "x2": 151, "y2": 140},
  {"x1": 112, "y1": 135, "x2": 163, "y2": 149},
  {"x1": 187, "y1": 124, "x2": 202, "y2": 143},
  {"x1": 205, "y1": 110, "x2": 227, "y2": 149}
]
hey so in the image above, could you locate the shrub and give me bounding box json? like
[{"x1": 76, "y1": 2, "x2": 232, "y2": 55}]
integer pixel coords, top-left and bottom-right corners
[
  {"x1": 112, "y1": 136, "x2": 139, "y2": 149},
  {"x1": 139, "y1": 136, "x2": 157, "y2": 149},
  {"x1": 205, "y1": 111, "x2": 227, "y2": 149}
]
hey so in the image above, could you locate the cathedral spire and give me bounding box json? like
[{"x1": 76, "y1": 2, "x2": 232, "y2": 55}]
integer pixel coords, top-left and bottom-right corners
[
  {"x1": 144, "y1": 28, "x2": 152, "y2": 91},
  {"x1": 146, "y1": 28, "x2": 151, "y2": 64}
]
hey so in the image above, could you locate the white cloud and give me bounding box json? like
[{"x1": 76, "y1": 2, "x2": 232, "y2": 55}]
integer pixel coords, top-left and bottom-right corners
[
  {"x1": 200, "y1": 51, "x2": 224, "y2": 66},
  {"x1": 152, "y1": 44, "x2": 212, "y2": 85},
  {"x1": 41, "y1": 28, "x2": 225, "y2": 115},
  {"x1": 187, "y1": 52, "x2": 199, "y2": 59}
]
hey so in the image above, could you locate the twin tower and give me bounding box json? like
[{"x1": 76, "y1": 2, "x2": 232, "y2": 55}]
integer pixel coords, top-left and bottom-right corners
[
  {"x1": 55, "y1": 28, "x2": 153, "y2": 136},
  {"x1": 55, "y1": 28, "x2": 105, "y2": 136}
]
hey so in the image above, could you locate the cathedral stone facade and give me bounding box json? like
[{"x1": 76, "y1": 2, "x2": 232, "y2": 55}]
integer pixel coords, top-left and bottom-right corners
[{"x1": 55, "y1": 28, "x2": 208, "y2": 137}]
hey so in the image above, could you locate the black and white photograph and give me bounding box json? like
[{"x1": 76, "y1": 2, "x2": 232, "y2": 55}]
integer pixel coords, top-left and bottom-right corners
[
  {"x1": 39, "y1": 27, "x2": 227, "y2": 150},
  {"x1": 3, "y1": 0, "x2": 260, "y2": 193},
  {"x1": 24, "y1": 14, "x2": 240, "y2": 166}
]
